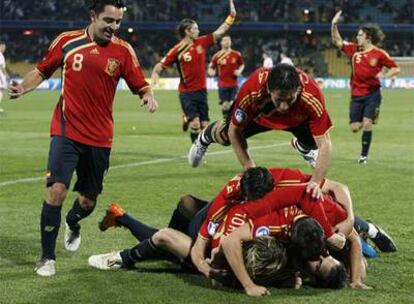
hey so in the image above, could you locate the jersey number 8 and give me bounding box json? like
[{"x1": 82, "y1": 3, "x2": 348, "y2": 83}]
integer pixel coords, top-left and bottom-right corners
[{"x1": 72, "y1": 53, "x2": 84, "y2": 71}]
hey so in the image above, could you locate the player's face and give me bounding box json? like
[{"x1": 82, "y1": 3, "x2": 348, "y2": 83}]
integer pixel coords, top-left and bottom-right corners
[
  {"x1": 221, "y1": 37, "x2": 232, "y2": 49},
  {"x1": 90, "y1": 5, "x2": 124, "y2": 44},
  {"x1": 186, "y1": 23, "x2": 200, "y2": 40},
  {"x1": 308, "y1": 255, "x2": 341, "y2": 278},
  {"x1": 269, "y1": 88, "x2": 299, "y2": 113},
  {"x1": 356, "y1": 30, "x2": 369, "y2": 47}
]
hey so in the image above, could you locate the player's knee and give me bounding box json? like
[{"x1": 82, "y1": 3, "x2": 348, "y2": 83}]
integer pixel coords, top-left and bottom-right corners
[
  {"x1": 362, "y1": 120, "x2": 373, "y2": 131},
  {"x1": 152, "y1": 228, "x2": 173, "y2": 248},
  {"x1": 78, "y1": 194, "x2": 97, "y2": 210},
  {"x1": 189, "y1": 118, "x2": 200, "y2": 130},
  {"x1": 222, "y1": 101, "x2": 232, "y2": 111},
  {"x1": 350, "y1": 123, "x2": 361, "y2": 133},
  {"x1": 47, "y1": 183, "x2": 68, "y2": 205},
  {"x1": 200, "y1": 121, "x2": 209, "y2": 130}
]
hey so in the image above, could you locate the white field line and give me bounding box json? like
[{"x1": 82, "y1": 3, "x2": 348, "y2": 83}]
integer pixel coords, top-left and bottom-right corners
[{"x1": 0, "y1": 142, "x2": 288, "y2": 188}]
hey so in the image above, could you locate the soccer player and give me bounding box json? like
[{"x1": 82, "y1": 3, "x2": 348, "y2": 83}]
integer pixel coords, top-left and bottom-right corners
[
  {"x1": 218, "y1": 180, "x2": 370, "y2": 296},
  {"x1": 189, "y1": 63, "x2": 333, "y2": 199},
  {"x1": 151, "y1": 0, "x2": 237, "y2": 143},
  {"x1": 331, "y1": 10, "x2": 400, "y2": 164},
  {"x1": 0, "y1": 41, "x2": 8, "y2": 113},
  {"x1": 208, "y1": 35, "x2": 245, "y2": 119},
  {"x1": 8, "y1": 0, "x2": 158, "y2": 276}
]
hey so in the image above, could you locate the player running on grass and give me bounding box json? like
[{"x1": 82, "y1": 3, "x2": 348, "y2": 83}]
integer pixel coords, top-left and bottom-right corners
[
  {"x1": 8, "y1": 0, "x2": 158, "y2": 276},
  {"x1": 331, "y1": 10, "x2": 400, "y2": 164},
  {"x1": 151, "y1": 0, "x2": 237, "y2": 143},
  {"x1": 208, "y1": 35, "x2": 245, "y2": 120}
]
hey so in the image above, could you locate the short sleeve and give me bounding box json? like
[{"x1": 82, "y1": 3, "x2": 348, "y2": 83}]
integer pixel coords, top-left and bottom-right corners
[
  {"x1": 36, "y1": 35, "x2": 65, "y2": 79},
  {"x1": 341, "y1": 41, "x2": 358, "y2": 58}
]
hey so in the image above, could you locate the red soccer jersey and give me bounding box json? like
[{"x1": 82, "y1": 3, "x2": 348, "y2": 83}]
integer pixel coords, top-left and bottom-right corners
[
  {"x1": 161, "y1": 34, "x2": 214, "y2": 93},
  {"x1": 36, "y1": 29, "x2": 149, "y2": 148},
  {"x1": 341, "y1": 42, "x2": 398, "y2": 96},
  {"x1": 250, "y1": 193, "x2": 347, "y2": 240},
  {"x1": 231, "y1": 68, "x2": 333, "y2": 137},
  {"x1": 210, "y1": 49, "x2": 244, "y2": 88},
  {"x1": 198, "y1": 168, "x2": 317, "y2": 240}
]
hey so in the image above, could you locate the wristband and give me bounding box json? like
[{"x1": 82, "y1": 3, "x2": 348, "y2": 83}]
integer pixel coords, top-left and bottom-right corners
[{"x1": 225, "y1": 15, "x2": 235, "y2": 25}]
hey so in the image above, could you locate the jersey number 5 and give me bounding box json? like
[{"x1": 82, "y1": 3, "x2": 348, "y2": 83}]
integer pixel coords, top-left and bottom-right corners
[
  {"x1": 355, "y1": 54, "x2": 362, "y2": 64},
  {"x1": 72, "y1": 53, "x2": 84, "y2": 71}
]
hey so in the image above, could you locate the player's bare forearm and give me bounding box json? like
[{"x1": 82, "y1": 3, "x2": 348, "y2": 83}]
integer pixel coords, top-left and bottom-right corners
[
  {"x1": 8, "y1": 69, "x2": 44, "y2": 99},
  {"x1": 213, "y1": 0, "x2": 236, "y2": 41},
  {"x1": 191, "y1": 236, "x2": 210, "y2": 276},
  {"x1": 229, "y1": 123, "x2": 255, "y2": 169},
  {"x1": 208, "y1": 66, "x2": 216, "y2": 77},
  {"x1": 322, "y1": 180, "x2": 354, "y2": 224},
  {"x1": 311, "y1": 134, "x2": 332, "y2": 185},
  {"x1": 331, "y1": 10, "x2": 344, "y2": 49},
  {"x1": 348, "y1": 229, "x2": 367, "y2": 288},
  {"x1": 385, "y1": 67, "x2": 401, "y2": 78},
  {"x1": 221, "y1": 225, "x2": 256, "y2": 291},
  {"x1": 151, "y1": 62, "x2": 164, "y2": 86}
]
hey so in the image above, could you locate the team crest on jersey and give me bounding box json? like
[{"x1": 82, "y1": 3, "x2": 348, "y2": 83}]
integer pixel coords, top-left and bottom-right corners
[
  {"x1": 255, "y1": 226, "x2": 270, "y2": 237},
  {"x1": 196, "y1": 45, "x2": 203, "y2": 54},
  {"x1": 369, "y1": 58, "x2": 378, "y2": 67},
  {"x1": 208, "y1": 221, "x2": 219, "y2": 236},
  {"x1": 234, "y1": 109, "x2": 247, "y2": 123},
  {"x1": 105, "y1": 58, "x2": 120, "y2": 76}
]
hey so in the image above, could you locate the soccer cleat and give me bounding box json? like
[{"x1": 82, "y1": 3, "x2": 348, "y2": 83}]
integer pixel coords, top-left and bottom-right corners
[
  {"x1": 182, "y1": 113, "x2": 189, "y2": 132},
  {"x1": 360, "y1": 237, "x2": 378, "y2": 258},
  {"x1": 370, "y1": 224, "x2": 397, "y2": 252},
  {"x1": 99, "y1": 203, "x2": 125, "y2": 231},
  {"x1": 358, "y1": 156, "x2": 368, "y2": 165},
  {"x1": 88, "y1": 252, "x2": 123, "y2": 270},
  {"x1": 291, "y1": 138, "x2": 318, "y2": 168},
  {"x1": 188, "y1": 134, "x2": 209, "y2": 167},
  {"x1": 64, "y1": 222, "x2": 81, "y2": 252},
  {"x1": 34, "y1": 258, "x2": 56, "y2": 276}
]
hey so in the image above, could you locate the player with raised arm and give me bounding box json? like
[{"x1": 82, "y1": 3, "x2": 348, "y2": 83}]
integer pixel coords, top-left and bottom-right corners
[
  {"x1": 151, "y1": 0, "x2": 236, "y2": 143},
  {"x1": 0, "y1": 41, "x2": 8, "y2": 113},
  {"x1": 8, "y1": 0, "x2": 157, "y2": 276},
  {"x1": 208, "y1": 35, "x2": 245, "y2": 120},
  {"x1": 331, "y1": 10, "x2": 400, "y2": 164},
  {"x1": 189, "y1": 63, "x2": 333, "y2": 199}
]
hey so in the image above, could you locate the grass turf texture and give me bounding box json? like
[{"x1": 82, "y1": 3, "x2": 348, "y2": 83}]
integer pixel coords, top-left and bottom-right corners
[{"x1": 0, "y1": 89, "x2": 413, "y2": 304}]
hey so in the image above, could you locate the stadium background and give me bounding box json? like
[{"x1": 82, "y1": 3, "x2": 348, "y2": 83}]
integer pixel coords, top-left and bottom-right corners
[{"x1": 0, "y1": 1, "x2": 413, "y2": 304}]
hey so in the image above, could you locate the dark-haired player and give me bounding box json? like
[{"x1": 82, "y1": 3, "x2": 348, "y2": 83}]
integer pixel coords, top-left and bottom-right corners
[
  {"x1": 189, "y1": 63, "x2": 333, "y2": 199},
  {"x1": 331, "y1": 10, "x2": 400, "y2": 164},
  {"x1": 151, "y1": 0, "x2": 236, "y2": 143},
  {"x1": 8, "y1": 0, "x2": 157, "y2": 276},
  {"x1": 208, "y1": 35, "x2": 245, "y2": 119}
]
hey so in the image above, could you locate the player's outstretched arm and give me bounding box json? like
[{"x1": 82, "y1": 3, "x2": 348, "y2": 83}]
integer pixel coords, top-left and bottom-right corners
[
  {"x1": 221, "y1": 224, "x2": 270, "y2": 297},
  {"x1": 228, "y1": 123, "x2": 256, "y2": 169},
  {"x1": 331, "y1": 10, "x2": 344, "y2": 49},
  {"x1": 213, "y1": 0, "x2": 236, "y2": 41},
  {"x1": 348, "y1": 229, "x2": 372, "y2": 289},
  {"x1": 140, "y1": 89, "x2": 158, "y2": 113},
  {"x1": 151, "y1": 62, "x2": 164, "y2": 87},
  {"x1": 322, "y1": 180, "x2": 354, "y2": 236},
  {"x1": 8, "y1": 69, "x2": 44, "y2": 99},
  {"x1": 307, "y1": 133, "x2": 332, "y2": 199}
]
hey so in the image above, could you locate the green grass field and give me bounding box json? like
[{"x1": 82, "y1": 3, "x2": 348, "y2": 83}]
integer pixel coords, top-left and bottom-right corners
[{"x1": 0, "y1": 89, "x2": 413, "y2": 304}]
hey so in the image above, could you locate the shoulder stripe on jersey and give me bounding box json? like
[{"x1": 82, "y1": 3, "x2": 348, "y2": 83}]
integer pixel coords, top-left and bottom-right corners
[
  {"x1": 302, "y1": 92, "x2": 323, "y2": 117},
  {"x1": 373, "y1": 46, "x2": 393, "y2": 59},
  {"x1": 277, "y1": 180, "x2": 301, "y2": 183},
  {"x1": 213, "y1": 50, "x2": 224, "y2": 61},
  {"x1": 49, "y1": 29, "x2": 84, "y2": 50},
  {"x1": 62, "y1": 36, "x2": 91, "y2": 59},
  {"x1": 302, "y1": 93, "x2": 323, "y2": 115},
  {"x1": 217, "y1": 50, "x2": 231, "y2": 64},
  {"x1": 239, "y1": 90, "x2": 262, "y2": 109},
  {"x1": 302, "y1": 98, "x2": 323, "y2": 117},
  {"x1": 177, "y1": 43, "x2": 192, "y2": 61}
]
